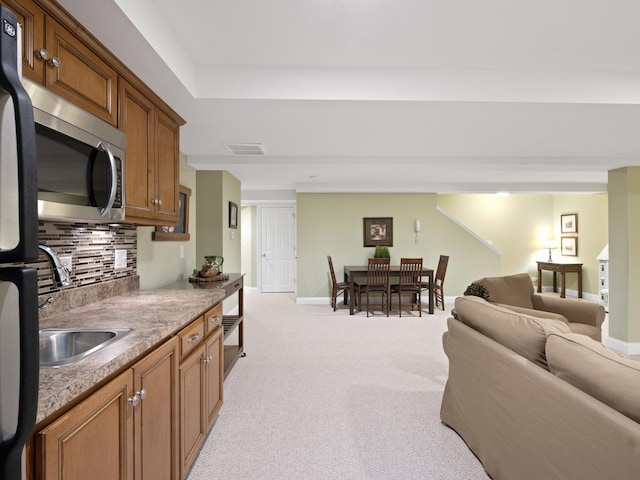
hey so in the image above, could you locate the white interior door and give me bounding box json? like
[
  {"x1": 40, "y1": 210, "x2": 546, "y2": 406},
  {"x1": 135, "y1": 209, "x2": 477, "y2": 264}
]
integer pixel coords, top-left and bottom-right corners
[{"x1": 261, "y1": 206, "x2": 296, "y2": 292}]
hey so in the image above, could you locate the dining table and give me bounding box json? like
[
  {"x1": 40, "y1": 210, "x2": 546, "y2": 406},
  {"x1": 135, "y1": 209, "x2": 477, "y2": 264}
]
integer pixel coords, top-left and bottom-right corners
[{"x1": 343, "y1": 265, "x2": 435, "y2": 315}]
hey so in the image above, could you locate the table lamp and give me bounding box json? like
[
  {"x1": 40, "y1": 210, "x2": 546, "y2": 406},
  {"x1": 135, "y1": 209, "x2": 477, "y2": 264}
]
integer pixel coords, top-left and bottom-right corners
[{"x1": 544, "y1": 239, "x2": 556, "y2": 262}]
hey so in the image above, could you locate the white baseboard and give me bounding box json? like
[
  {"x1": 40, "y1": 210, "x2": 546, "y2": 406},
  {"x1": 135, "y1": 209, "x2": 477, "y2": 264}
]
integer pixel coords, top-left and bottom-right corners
[{"x1": 605, "y1": 336, "x2": 640, "y2": 356}]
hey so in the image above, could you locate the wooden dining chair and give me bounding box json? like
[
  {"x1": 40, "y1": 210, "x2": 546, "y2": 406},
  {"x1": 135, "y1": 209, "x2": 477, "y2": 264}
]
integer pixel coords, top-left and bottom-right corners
[
  {"x1": 360, "y1": 257, "x2": 391, "y2": 317},
  {"x1": 327, "y1": 255, "x2": 350, "y2": 311},
  {"x1": 391, "y1": 258, "x2": 423, "y2": 316},
  {"x1": 422, "y1": 255, "x2": 449, "y2": 310}
]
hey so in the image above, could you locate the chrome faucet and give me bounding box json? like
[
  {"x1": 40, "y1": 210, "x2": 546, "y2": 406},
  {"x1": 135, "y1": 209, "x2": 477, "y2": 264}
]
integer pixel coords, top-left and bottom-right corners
[{"x1": 38, "y1": 245, "x2": 72, "y2": 287}]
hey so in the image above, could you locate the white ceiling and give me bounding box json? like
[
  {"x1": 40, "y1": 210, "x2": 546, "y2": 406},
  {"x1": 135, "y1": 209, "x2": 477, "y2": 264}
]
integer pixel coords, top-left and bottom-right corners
[{"x1": 58, "y1": 0, "x2": 640, "y2": 194}]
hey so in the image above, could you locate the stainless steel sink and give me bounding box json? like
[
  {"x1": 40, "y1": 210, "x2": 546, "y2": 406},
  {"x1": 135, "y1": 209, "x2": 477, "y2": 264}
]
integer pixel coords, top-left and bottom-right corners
[{"x1": 39, "y1": 328, "x2": 132, "y2": 368}]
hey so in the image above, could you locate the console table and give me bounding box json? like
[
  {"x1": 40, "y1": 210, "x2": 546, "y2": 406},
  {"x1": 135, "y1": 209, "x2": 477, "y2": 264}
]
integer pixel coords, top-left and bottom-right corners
[{"x1": 536, "y1": 261, "x2": 583, "y2": 298}]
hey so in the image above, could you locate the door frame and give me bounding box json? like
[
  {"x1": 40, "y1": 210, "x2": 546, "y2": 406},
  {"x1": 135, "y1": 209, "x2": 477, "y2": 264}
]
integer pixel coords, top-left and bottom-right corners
[{"x1": 251, "y1": 201, "x2": 297, "y2": 292}]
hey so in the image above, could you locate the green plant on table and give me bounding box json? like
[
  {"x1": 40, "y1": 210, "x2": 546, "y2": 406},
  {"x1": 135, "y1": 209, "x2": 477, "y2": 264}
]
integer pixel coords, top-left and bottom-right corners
[{"x1": 373, "y1": 246, "x2": 390, "y2": 258}]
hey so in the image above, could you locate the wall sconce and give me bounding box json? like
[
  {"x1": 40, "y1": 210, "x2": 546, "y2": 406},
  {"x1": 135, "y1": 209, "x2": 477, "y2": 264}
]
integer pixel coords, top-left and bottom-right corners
[
  {"x1": 414, "y1": 220, "x2": 421, "y2": 244},
  {"x1": 544, "y1": 239, "x2": 556, "y2": 262}
]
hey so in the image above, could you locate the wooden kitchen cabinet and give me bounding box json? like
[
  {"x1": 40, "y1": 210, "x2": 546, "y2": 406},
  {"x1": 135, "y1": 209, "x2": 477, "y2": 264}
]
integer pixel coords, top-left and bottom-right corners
[
  {"x1": 43, "y1": 15, "x2": 118, "y2": 125},
  {"x1": 132, "y1": 337, "x2": 179, "y2": 480},
  {"x1": 1, "y1": 0, "x2": 118, "y2": 125},
  {"x1": 36, "y1": 369, "x2": 135, "y2": 480},
  {"x1": 205, "y1": 323, "x2": 224, "y2": 430},
  {"x1": 120, "y1": 79, "x2": 181, "y2": 226},
  {"x1": 36, "y1": 338, "x2": 179, "y2": 480},
  {"x1": 178, "y1": 305, "x2": 224, "y2": 479},
  {"x1": 0, "y1": 0, "x2": 44, "y2": 82}
]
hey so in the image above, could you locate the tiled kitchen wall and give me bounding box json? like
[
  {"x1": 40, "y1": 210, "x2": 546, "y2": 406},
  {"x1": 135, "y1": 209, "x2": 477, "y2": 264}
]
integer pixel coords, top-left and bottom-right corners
[{"x1": 33, "y1": 221, "x2": 137, "y2": 295}]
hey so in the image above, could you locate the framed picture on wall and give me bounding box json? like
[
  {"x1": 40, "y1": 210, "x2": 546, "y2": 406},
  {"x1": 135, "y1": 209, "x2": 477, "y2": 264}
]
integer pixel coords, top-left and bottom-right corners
[
  {"x1": 561, "y1": 236, "x2": 578, "y2": 256},
  {"x1": 229, "y1": 202, "x2": 238, "y2": 229},
  {"x1": 363, "y1": 217, "x2": 393, "y2": 247},
  {"x1": 560, "y1": 213, "x2": 578, "y2": 234}
]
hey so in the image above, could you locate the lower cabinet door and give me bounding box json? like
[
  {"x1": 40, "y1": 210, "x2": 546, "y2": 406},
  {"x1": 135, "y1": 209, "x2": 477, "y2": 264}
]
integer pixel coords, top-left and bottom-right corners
[
  {"x1": 36, "y1": 370, "x2": 134, "y2": 480},
  {"x1": 205, "y1": 325, "x2": 224, "y2": 429},
  {"x1": 132, "y1": 337, "x2": 179, "y2": 480},
  {"x1": 179, "y1": 344, "x2": 206, "y2": 479}
]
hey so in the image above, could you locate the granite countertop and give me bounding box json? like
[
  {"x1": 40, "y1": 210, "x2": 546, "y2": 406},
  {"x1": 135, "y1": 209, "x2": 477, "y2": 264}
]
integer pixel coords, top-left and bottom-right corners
[{"x1": 36, "y1": 286, "x2": 226, "y2": 424}]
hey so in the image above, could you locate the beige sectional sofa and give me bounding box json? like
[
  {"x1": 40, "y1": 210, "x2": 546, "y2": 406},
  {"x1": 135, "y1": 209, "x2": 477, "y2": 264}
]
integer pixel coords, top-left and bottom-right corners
[
  {"x1": 474, "y1": 273, "x2": 605, "y2": 341},
  {"x1": 441, "y1": 296, "x2": 640, "y2": 480}
]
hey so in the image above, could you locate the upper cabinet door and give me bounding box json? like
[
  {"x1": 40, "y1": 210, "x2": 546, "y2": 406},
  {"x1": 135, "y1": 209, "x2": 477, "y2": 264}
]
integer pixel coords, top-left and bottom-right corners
[
  {"x1": 120, "y1": 79, "x2": 156, "y2": 221},
  {"x1": 154, "y1": 109, "x2": 180, "y2": 223},
  {"x1": 44, "y1": 16, "x2": 118, "y2": 125},
  {"x1": 0, "y1": 0, "x2": 44, "y2": 83}
]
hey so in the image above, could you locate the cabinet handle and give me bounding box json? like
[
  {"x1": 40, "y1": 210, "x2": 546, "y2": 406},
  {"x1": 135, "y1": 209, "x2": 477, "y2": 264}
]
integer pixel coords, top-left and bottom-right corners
[
  {"x1": 210, "y1": 316, "x2": 221, "y2": 324},
  {"x1": 187, "y1": 332, "x2": 201, "y2": 344},
  {"x1": 127, "y1": 393, "x2": 140, "y2": 407},
  {"x1": 137, "y1": 389, "x2": 147, "y2": 400}
]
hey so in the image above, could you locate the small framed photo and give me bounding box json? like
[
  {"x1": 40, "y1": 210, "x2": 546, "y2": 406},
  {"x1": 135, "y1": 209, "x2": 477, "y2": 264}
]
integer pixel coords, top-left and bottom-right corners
[
  {"x1": 363, "y1": 217, "x2": 393, "y2": 247},
  {"x1": 561, "y1": 236, "x2": 578, "y2": 256},
  {"x1": 152, "y1": 185, "x2": 191, "y2": 241},
  {"x1": 560, "y1": 213, "x2": 578, "y2": 234},
  {"x1": 229, "y1": 201, "x2": 238, "y2": 229}
]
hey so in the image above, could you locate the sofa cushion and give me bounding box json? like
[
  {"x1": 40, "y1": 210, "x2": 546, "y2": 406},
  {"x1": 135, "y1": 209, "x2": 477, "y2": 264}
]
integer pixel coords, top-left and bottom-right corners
[
  {"x1": 546, "y1": 333, "x2": 640, "y2": 423},
  {"x1": 454, "y1": 295, "x2": 570, "y2": 369},
  {"x1": 475, "y1": 273, "x2": 535, "y2": 308}
]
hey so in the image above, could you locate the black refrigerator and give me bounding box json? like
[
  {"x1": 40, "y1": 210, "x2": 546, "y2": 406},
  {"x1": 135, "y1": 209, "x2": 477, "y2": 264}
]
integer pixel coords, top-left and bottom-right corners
[{"x1": 0, "y1": 6, "x2": 40, "y2": 480}]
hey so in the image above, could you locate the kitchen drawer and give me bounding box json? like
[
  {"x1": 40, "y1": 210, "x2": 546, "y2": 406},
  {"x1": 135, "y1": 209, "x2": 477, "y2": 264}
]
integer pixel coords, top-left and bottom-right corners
[
  {"x1": 224, "y1": 277, "x2": 243, "y2": 297},
  {"x1": 204, "y1": 303, "x2": 222, "y2": 337},
  {"x1": 178, "y1": 316, "x2": 204, "y2": 360}
]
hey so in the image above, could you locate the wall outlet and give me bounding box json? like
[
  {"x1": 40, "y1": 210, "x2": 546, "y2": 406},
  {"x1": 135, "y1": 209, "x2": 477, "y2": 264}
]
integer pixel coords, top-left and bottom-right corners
[
  {"x1": 115, "y1": 249, "x2": 127, "y2": 269},
  {"x1": 60, "y1": 255, "x2": 72, "y2": 272}
]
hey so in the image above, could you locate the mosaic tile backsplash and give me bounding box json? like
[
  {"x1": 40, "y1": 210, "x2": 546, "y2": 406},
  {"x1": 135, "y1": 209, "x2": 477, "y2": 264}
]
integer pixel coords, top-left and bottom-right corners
[{"x1": 28, "y1": 221, "x2": 137, "y2": 296}]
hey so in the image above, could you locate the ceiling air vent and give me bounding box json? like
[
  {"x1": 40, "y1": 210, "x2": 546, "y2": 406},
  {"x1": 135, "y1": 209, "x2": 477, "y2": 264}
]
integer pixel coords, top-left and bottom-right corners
[{"x1": 225, "y1": 143, "x2": 267, "y2": 155}]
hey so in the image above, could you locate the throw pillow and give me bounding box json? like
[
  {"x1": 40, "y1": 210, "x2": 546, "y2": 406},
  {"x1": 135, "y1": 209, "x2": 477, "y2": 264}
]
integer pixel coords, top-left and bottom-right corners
[{"x1": 546, "y1": 333, "x2": 640, "y2": 423}]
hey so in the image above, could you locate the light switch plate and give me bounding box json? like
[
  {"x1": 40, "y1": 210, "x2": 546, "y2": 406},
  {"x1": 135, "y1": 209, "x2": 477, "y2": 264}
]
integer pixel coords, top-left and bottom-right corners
[{"x1": 115, "y1": 249, "x2": 127, "y2": 269}]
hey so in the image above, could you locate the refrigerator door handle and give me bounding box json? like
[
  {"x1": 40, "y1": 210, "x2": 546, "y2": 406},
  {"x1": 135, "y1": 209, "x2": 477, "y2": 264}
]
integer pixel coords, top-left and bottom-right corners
[
  {"x1": 0, "y1": 5, "x2": 38, "y2": 263},
  {"x1": 0, "y1": 268, "x2": 39, "y2": 480}
]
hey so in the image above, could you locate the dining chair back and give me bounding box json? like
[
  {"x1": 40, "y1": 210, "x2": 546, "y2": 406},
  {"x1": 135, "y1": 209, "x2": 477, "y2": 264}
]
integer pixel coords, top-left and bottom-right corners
[
  {"x1": 433, "y1": 255, "x2": 449, "y2": 310},
  {"x1": 392, "y1": 258, "x2": 423, "y2": 316},
  {"x1": 327, "y1": 255, "x2": 350, "y2": 311},
  {"x1": 362, "y1": 257, "x2": 391, "y2": 317}
]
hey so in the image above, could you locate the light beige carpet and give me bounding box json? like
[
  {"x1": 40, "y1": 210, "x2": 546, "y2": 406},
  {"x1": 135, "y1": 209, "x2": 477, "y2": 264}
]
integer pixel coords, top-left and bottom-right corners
[{"x1": 187, "y1": 291, "x2": 489, "y2": 480}]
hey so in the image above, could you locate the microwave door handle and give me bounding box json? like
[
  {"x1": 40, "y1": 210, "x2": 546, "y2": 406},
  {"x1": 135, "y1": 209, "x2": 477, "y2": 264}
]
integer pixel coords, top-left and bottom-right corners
[{"x1": 98, "y1": 142, "x2": 117, "y2": 217}]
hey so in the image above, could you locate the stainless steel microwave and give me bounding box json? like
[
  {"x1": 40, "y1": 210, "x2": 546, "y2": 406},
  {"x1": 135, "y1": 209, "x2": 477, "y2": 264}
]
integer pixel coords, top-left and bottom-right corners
[{"x1": 22, "y1": 78, "x2": 126, "y2": 223}]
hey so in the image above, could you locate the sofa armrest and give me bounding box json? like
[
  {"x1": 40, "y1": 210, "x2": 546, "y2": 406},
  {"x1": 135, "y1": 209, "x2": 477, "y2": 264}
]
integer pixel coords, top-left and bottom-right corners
[{"x1": 531, "y1": 294, "x2": 605, "y2": 329}]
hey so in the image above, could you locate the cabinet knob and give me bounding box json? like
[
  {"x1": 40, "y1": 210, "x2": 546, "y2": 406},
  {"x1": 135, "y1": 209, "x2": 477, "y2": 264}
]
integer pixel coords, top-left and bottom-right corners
[
  {"x1": 37, "y1": 48, "x2": 50, "y2": 60},
  {"x1": 137, "y1": 389, "x2": 147, "y2": 400},
  {"x1": 203, "y1": 356, "x2": 212, "y2": 365},
  {"x1": 48, "y1": 57, "x2": 60, "y2": 68},
  {"x1": 127, "y1": 393, "x2": 140, "y2": 407}
]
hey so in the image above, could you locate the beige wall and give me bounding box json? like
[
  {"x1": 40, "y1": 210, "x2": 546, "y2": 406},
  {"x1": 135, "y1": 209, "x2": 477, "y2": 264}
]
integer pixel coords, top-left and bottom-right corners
[
  {"x1": 137, "y1": 153, "x2": 198, "y2": 289},
  {"x1": 552, "y1": 193, "x2": 608, "y2": 295},
  {"x1": 241, "y1": 205, "x2": 257, "y2": 287},
  {"x1": 296, "y1": 193, "x2": 501, "y2": 300},
  {"x1": 609, "y1": 168, "x2": 640, "y2": 345},
  {"x1": 439, "y1": 193, "x2": 608, "y2": 296},
  {"x1": 438, "y1": 194, "x2": 555, "y2": 276}
]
